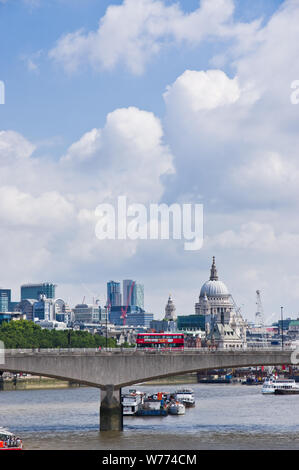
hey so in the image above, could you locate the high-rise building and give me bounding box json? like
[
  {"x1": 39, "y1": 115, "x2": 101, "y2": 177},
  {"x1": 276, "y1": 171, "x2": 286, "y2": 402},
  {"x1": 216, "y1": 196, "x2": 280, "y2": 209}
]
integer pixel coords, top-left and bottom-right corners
[
  {"x1": 107, "y1": 281, "x2": 122, "y2": 307},
  {"x1": 0, "y1": 289, "x2": 11, "y2": 313},
  {"x1": 21, "y1": 283, "x2": 56, "y2": 301},
  {"x1": 123, "y1": 280, "x2": 144, "y2": 309},
  {"x1": 135, "y1": 283, "x2": 144, "y2": 310}
]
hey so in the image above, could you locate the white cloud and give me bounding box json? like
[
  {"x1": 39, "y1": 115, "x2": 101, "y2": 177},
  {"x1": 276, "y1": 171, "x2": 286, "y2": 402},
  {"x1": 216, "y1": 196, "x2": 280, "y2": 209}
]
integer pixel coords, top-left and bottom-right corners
[
  {"x1": 0, "y1": 130, "x2": 35, "y2": 161},
  {"x1": 164, "y1": 69, "x2": 241, "y2": 112},
  {"x1": 0, "y1": 186, "x2": 74, "y2": 229},
  {"x1": 49, "y1": 0, "x2": 260, "y2": 75},
  {"x1": 61, "y1": 106, "x2": 174, "y2": 204},
  {"x1": 231, "y1": 152, "x2": 299, "y2": 206},
  {"x1": 205, "y1": 222, "x2": 299, "y2": 254}
]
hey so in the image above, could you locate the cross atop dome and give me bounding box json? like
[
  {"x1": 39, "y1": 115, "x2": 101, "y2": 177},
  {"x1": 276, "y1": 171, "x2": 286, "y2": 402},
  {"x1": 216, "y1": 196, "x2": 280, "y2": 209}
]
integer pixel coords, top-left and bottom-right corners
[{"x1": 210, "y1": 256, "x2": 219, "y2": 281}]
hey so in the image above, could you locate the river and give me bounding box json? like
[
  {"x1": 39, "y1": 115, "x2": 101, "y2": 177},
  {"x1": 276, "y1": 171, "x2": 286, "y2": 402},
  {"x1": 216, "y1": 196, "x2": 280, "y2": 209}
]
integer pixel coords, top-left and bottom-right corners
[{"x1": 0, "y1": 383, "x2": 298, "y2": 450}]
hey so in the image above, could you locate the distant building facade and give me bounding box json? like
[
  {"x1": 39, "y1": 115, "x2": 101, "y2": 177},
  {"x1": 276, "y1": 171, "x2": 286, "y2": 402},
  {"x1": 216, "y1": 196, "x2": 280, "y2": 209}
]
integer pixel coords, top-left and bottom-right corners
[
  {"x1": 21, "y1": 283, "x2": 56, "y2": 301},
  {"x1": 73, "y1": 303, "x2": 101, "y2": 324},
  {"x1": 109, "y1": 305, "x2": 153, "y2": 328},
  {"x1": 0, "y1": 289, "x2": 11, "y2": 313},
  {"x1": 107, "y1": 281, "x2": 122, "y2": 307},
  {"x1": 164, "y1": 295, "x2": 177, "y2": 321}
]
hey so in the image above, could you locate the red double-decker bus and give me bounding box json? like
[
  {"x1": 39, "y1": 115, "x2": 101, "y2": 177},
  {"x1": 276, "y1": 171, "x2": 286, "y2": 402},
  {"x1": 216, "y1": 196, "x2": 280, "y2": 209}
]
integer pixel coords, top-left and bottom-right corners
[{"x1": 136, "y1": 333, "x2": 184, "y2": 350}]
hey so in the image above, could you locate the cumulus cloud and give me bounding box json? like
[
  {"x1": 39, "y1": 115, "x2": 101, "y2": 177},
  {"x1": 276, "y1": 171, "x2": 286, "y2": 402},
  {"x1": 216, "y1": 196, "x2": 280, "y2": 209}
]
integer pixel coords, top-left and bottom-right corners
[
  {"x1": 205, "y1": 222, "x2": 299, "y2": 254},
  {"x1": 0, "y1": 105, "x2": 175, "y2": 295},
  {"x1": 61, "y1": 106, "x2": 174, "y2": 204},
  {"x1": 49, "y1": 0, "x2": 260, "y2": 75},
  {"x1": 164, "y1": 69, "x2": 241, "y2": 112}
]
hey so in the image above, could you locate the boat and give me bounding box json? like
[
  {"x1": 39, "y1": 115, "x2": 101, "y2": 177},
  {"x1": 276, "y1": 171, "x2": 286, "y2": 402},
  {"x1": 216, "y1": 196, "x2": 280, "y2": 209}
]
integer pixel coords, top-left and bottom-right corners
[
  {"x1": 121, "y1": 389, "x2": 145, "y2": 415},
  {"x1": 168, "y1": 401, "x2": 185, "y2": 415},
  {"x1": 262, "y1": 376, "x2": 299, "y2": 394},
  {"x1": 274, "y1": 389, "x2": 299, "y2": 395},
  {"x1": 242, "y1": 376, "x2": 262, "y2": 386},
  {"x1": 136, "y1": 398, "x2": 168, "y2": 416},
  {"x1": 199, "y1": 377, "x2": 231, "y2": 384},
  {"x1": 175, "y1": 388, "x2": 195, "y2": 407},
  {"x1": 0, "y1": 429, "x2": 23, "y2": 450}
]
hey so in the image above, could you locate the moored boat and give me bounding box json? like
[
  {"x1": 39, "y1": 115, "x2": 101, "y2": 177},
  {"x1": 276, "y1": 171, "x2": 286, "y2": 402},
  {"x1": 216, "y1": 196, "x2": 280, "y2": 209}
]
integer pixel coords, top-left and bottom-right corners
[
  {"x1": 121, "y1": 389, "x2": 145, "y2": 415},
  {"x1": 136, "y1": 397, "x2": 168, "y2": 416},
  {"x1": 175, "y1": 388, "x2": 195, "y2": 407},
  {"x1": 168, "y1": 401, "x2": 185, "y2": 415}
]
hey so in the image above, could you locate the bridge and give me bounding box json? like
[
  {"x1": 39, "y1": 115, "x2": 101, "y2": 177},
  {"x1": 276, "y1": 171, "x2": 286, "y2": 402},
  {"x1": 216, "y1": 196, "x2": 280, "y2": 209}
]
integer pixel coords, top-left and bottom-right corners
[{"x1": 0, "y1": 348, "x2": 295, "y2": 431}]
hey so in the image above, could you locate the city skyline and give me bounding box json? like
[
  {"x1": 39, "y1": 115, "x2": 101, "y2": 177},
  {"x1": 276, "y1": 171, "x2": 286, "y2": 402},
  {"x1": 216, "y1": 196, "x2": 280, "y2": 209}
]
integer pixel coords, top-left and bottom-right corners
[
  {"x1": 0, "y1": 256, "x2": 297, "y2": 325},
  {"x1": 0, "y1": 0, "x2": 299, "y2": 322}
]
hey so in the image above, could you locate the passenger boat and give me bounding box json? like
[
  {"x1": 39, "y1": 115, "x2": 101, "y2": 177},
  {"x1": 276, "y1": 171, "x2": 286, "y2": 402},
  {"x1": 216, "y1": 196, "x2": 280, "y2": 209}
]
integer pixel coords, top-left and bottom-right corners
[
  {"x1": 262, "y1": 376, "x2": 299, "y2": 395},
  {"x1": 168, "y1": 401, "x2": 185, "y2": 415},
  {"x1": 175, "y1": 388, "x2": 195, "y2": 407},
  {"x1": 0, "y1": 429, "x2": 23, "y2": 450},
  {"x1": 121, "y1": 389, "x2": 145, "y2": 415},
  {"x1": 274, "y1": 388, "x2": 299, "y2": 395}
]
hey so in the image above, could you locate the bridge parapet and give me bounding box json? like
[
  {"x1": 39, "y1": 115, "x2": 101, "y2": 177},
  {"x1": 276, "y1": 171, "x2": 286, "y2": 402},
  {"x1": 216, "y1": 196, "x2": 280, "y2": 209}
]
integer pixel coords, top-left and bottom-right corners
[{"x1": 4, "y1": 346, "x2": 293, "y2": 356}]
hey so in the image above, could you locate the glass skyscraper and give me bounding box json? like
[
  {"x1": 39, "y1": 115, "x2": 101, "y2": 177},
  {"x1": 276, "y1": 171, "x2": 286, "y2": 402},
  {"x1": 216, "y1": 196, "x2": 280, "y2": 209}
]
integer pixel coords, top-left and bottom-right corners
[
  {"x1": 107, "y1": 281, "x2": 122, "y2": 307},
  {"x1": 123, "y1": 280, "x2": 144, "y2": 309}
]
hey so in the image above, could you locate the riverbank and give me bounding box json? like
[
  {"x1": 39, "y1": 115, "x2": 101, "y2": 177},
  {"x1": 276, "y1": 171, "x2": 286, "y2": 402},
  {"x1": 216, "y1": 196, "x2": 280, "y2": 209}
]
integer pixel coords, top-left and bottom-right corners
[
  {"x1": 0, "y1": 376, "x2": 82, "y2": 391},
  {"x1": 0, "y1": 373, "x2": 198, "y2": 391}
]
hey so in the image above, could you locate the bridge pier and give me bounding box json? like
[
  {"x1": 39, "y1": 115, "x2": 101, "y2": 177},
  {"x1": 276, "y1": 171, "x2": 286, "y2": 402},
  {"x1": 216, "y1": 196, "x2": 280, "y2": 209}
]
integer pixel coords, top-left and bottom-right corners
[{"x1": 100, "y1": 385, "x2": 123, "y2": 432}]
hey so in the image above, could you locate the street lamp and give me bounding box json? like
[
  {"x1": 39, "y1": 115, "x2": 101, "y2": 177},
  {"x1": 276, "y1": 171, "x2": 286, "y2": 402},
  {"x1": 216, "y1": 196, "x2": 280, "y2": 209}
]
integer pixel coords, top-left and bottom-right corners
[{"x1": 281, "y1": 306, "x2": 284, "y2": 350}]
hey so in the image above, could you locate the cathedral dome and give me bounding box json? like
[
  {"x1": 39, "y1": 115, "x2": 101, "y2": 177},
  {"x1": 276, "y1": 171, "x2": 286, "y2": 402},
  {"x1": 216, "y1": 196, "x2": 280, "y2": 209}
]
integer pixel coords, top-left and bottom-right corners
[
  {"x1": 200, "y1": 280, "x2": 229, "y2": 297},
  {"x1": 199, "y1": 257, "x2": 229, "y2": 298}
]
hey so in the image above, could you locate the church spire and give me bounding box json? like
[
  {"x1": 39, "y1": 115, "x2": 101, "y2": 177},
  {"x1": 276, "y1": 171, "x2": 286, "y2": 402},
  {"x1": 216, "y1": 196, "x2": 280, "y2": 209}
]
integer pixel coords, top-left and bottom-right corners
[{"x1": 210, "y1": 256, "x2": 219, "y2": 281}]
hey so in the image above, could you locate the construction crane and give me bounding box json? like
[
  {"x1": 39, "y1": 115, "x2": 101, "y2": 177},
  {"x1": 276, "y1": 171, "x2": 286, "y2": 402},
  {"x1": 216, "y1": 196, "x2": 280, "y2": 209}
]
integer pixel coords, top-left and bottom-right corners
[{"x1": 255, "y1": 290, "x2": 267, "y2": 347}]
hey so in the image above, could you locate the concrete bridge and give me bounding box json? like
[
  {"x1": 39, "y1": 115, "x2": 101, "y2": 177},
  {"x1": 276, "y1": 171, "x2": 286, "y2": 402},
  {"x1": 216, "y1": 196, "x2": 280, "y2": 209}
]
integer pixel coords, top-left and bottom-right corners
[{"x1": 0, "y1": 348, "x2": 295, "y2": 431}]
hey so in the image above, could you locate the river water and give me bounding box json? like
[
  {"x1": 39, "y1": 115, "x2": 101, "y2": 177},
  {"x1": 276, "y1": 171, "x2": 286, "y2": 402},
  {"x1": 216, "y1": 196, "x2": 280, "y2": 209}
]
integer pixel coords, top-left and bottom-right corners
[{"x1": 0, "y1": 383, "x2": 298, "y2": 450}]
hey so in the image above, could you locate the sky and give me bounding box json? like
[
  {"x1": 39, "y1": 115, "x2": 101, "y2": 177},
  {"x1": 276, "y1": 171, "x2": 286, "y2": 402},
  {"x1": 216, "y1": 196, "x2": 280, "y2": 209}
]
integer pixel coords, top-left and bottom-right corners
[{"x1": 0, "y1": 0, "x2": 299, "y2": 323}]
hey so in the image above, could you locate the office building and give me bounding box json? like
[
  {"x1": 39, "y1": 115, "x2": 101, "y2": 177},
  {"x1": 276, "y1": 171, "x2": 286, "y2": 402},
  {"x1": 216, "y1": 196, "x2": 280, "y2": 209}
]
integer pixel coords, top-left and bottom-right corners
[
  {"x1": 107, "y1": 281, "x2": 122, "y2": 307},
  {"x1": 0, "y1": 289, "x2": 11, "y2": 313},
  {"x1": 109, "y1": 305, "x2": 153, "y2": 328},
  {"x1": 33, "y1": 296, "x2": 55, "y2": 322},
  {"x1": 73, "y1": 303, "x2": 100, "y2": 324},
  {"x1": 123, "y1": 280, "x2": 144, "y2": 309},
  {"x1": 21, "y1": 283, "x2": 56, "y2": 301}
]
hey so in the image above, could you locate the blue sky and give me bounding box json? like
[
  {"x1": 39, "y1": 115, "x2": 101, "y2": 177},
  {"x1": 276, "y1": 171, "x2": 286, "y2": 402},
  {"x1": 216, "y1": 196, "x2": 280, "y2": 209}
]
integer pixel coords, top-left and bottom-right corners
[{"x1": 0, "y1": 0, "x2": 298, "y2": 322}]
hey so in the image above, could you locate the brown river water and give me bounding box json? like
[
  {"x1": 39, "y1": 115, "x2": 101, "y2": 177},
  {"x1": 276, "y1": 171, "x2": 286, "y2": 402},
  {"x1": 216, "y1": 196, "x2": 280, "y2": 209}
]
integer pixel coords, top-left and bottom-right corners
[{"x1": 0, "y1": 383, "x2": 298, "y2": 450}]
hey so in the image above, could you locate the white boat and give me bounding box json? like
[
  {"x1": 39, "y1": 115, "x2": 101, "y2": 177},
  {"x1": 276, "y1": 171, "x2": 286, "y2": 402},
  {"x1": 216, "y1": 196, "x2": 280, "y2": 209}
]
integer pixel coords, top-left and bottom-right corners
[
  {"x1": 0, "y1": 428, "x2": 23, "y2": 450},
  {"x1": 175, "y1": 388, "x2": 195, "y2": 407},
  {"x1": 121, "y1": 389, "x2": 144, "y2": 415},
  {"x1": 168, "y1": 401, "x2": 185, "y2": 415},
  {"x1": 262, "y1": 376, "x2": 299, "y2": 394}
]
